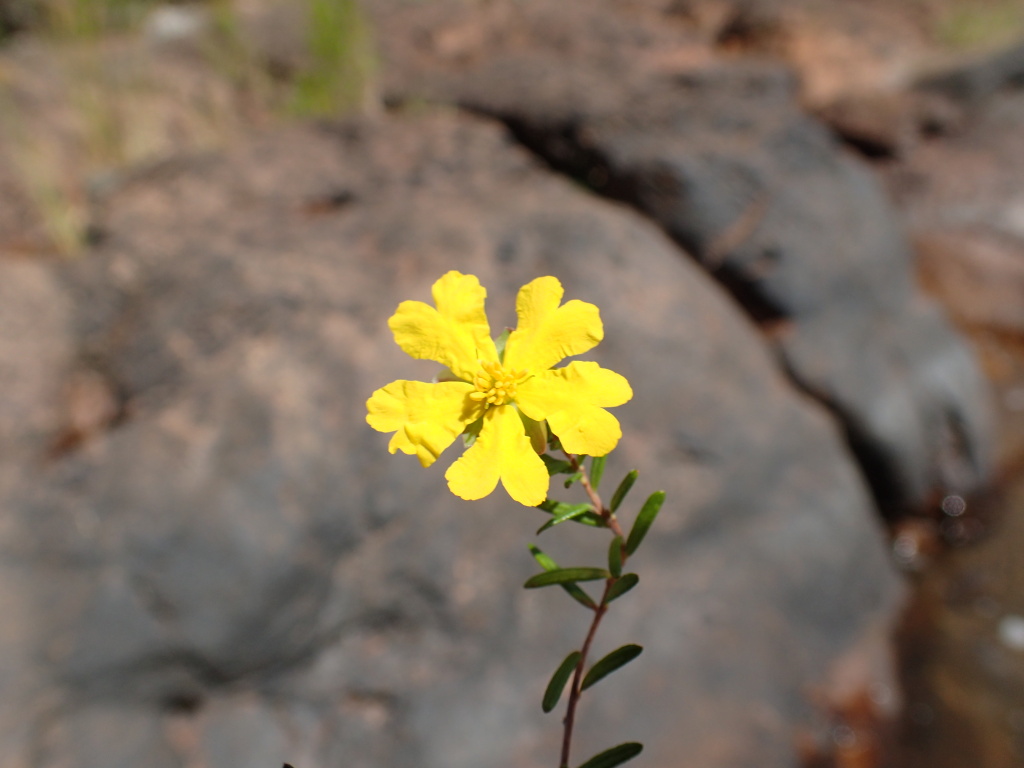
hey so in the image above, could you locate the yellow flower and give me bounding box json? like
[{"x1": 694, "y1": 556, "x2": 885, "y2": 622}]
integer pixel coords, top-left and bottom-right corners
[{"x1": 366, "y1": 271, "x2": 632, "y2": 506}]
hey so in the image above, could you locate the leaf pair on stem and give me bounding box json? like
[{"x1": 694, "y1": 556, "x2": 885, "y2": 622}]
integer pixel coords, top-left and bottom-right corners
[{"x1": 526, "y1": 453, "x2": 665, "y2": 768}]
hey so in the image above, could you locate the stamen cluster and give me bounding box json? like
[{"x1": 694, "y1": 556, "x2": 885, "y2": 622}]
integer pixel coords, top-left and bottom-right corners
[{"x1": 470, "y1": 361, "x2": 528, "y2": 406}]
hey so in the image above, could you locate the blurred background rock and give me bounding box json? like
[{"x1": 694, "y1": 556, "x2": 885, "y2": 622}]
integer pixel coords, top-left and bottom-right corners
[{"x1": 0, "y1": 1, "x2": 1023, "y2": 767}]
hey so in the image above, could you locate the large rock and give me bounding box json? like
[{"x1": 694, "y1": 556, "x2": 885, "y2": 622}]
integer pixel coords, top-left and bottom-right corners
[
  {"x1": 369, "y1": 0, "x2": 994, "y2": 516},
  {"x1": 0, "y1": 260, "x2": 72, "y2": 461},
  {"x1": 882, "y1": 69, "x2": 1024, "y2": 469},
  {"x1": 915, "y1": 39, "x2": 1024, "y2": 105},
  {"x1": 0, "y1": 111, "x2": 903, "y2": 768}
]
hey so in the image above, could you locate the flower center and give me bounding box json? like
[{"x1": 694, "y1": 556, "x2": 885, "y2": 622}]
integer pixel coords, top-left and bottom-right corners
[{"x1": 469, "y1": 361, "x2": 528, "y2": 406}]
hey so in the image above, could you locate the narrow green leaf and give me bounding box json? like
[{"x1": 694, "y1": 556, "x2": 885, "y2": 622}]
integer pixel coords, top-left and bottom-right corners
[
  {"x1": 542, "y1": 651, "x2": 581, "y2": 713},
  {"x1": 576, "y1": 742, "x2": 644, "y2": 768},
  {"x1": 589, "y1": 455, "x2": 607, "y2": 490},
  {"x1": 607, "y1": 536, "x2": 623, "y2": 578},
  {"x1": 527, "y1": 546, "x2": 599, "y2": 609},
  {"x1": 625, "y1": 491, "x2": 666, "y2": 556},
  {"x1": 541, "y1": 454, "x2": 574, "y2": 476},
  {"x1": 524, "y1": 568, "x2": 609, "y2": 589},
  {"x1": 461, "y1": 416, "x2": 484, "y2": 448},
  {"x1": 494, "y1": 327, "x2": 511, "y2": 362},
  {"x1": 581, "y1": 644, "x2": 643, "y2": 691},
  {"x1": 564, "y1": 584, "x2": 598, "y2": 610},
  {"x1": 529, "y1": 543, "x2": 558, "y2": 571},
  {"x1": 605, "y1": 573, "x2": 638, "y2": 603},
  {"x1": 521, "y1": 412, "x2": 548, "y2": 455},
  {"x1": 564, "y1": 471, "x2": 583, "y2": 489},
  {"x1": 609, "y1": 470, "x2": 639, "y2": 513},
  {"x1": 537, "y1": 503, "x2": 596, "y2": 535},
  {"x1": 538, "y1": 500, "x2": 602, "y2": 527}
]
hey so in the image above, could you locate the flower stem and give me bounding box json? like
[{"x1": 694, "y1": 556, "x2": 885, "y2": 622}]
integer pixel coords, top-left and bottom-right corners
[
  {"x1": 560, "y1": 580, "x2": 611, "y2": 768},
  {"x1": 557, "y1": 455, "x2": 631, "y2": 768},
  {"x1": 565, "y1": 453, "x2": 626, "y2": 541}
]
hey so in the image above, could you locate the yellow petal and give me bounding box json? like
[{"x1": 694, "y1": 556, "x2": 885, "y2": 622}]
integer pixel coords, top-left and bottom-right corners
[
  {"x1": 516, "y1": 361, "x2": 632, "y2": 456},
  {"x1": 445, "y1": 405, "x2": 549, "y2": 506},
  {"x1": 503, "y1": 276, "x2": 603, "y2": 373},
  {"x1": 388, "y1": 272, "x2": 498, "y2": 381},
  {"x1": 366, "y1": 380, "x2": 482, "y2": 467}
]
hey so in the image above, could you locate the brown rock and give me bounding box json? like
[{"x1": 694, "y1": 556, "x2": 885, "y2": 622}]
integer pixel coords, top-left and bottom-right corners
[{"x1": 0, "y1": 111, "x2": 904, "y2": 768}]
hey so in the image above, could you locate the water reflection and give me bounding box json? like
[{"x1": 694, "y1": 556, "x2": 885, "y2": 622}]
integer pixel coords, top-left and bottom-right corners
[{"x1": 895, "y1": 480, "x2": 1024, "y2": 768}]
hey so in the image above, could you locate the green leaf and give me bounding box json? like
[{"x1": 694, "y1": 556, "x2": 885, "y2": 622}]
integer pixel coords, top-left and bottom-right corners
[
  {"x1": 537, "y1": 503, "x2": 596, "y2": 535},
  {"x1": 576, "y1": 742, "x2": 643, "y2": 768},
  {"x1": 541, "y1": 454, "x2": 573, "y2": 476},
  {"x1": 494, "y1": 327, "x2": 511, "y2": 362},
  {"x1": 528, "y1": 546, "x2": 599, "y2": 609},
  {"x1": 566, "y1": 585, "x2": 598, "y2": 610},
  {"x1": 529, "y1": 543, "x2": 558, "y2": 571},
  {"x1": 461, "y1": 416, "x2": 484, "y2": 448},
  {"x1": 538, "y1": 500, "x2": 601, "y2": 527},
  {"x1": 625, "y1": 491, "x2": 666, "y2": 556},
  {"x1": 564, "y1": 471, "x2": 583, "y2": 489},
  {"x1": 542, "y1": 651, "x2": 581, "y2": 713},
  {"x1": 581, "y1": 644, "x2": 643, "y2": 691},
  {"x1": 520, "y1": 412, "x2": 548, "y2": 455},
  {"x1": 609, "y1": 470, "x2": 639, "y2": 513},
  {"x1": 589, "y1": 455, "x2": 607, "y2": 490},
  {"x1": 605, "y1": 573, "x2": 638, "y2": 603},
  {"x1": 607, "y1": 536, "x2": 623, "y2": 578},
  {"x1": 524, "y1": 568, "x2": 609, "y2": 589}
]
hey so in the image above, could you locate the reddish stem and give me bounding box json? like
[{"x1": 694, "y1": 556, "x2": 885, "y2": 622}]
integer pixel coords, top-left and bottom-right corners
[
  {"x1": 557, "y1": 454, "x2": 631, "y2": 768},
  {"x1": 565, "y1": 452, "x2": 625, "y2": 541},
  {"x1": 560, "y1": 581, "x2": 611, "y2": 768}
]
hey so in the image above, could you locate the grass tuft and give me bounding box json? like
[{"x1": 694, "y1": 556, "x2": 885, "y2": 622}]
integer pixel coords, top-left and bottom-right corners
[{"x1": 0, "y1": 0, "x2": 378, "y2": 254}]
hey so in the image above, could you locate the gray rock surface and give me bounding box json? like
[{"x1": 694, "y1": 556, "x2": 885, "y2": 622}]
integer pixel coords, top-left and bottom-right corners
[
  {"x1": 0, "y1": 260, "x2": 72, "y2": 461},
  {"x1": 882, "y1": 82, "x2": 1024, "y2": 469},
  {"x1": 0, "y1": 111, "x2": 903, "y2": 768},
  {"x1": 915, "y1": 39, "x2": 1024, "y2": 104},
  {"x1": 369, "y1": 0, "x2": 994, "y2": 516}
]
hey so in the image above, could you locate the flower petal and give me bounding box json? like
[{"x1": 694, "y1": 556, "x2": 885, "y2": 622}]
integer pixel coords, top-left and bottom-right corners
[
  {"x1": 388, "y1": 271, "x2": 498, "y2": 380},
  {"x1": 503, "y1": 276, "x2": 603, "y2": 373},
  {"x1": 445, "y1": 405, "x2": 549, "y2": 506},
  {"x1": 516, "y1": 361, "x2": 632, "y2": 456},
  {"x1": 367, "y1": 380, "x2": 482, "y2": 467}
]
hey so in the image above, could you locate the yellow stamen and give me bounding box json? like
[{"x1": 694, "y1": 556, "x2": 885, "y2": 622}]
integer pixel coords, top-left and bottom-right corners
[{"x1": 472, "y1": 362, "x2": 528, "y2": 407}]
